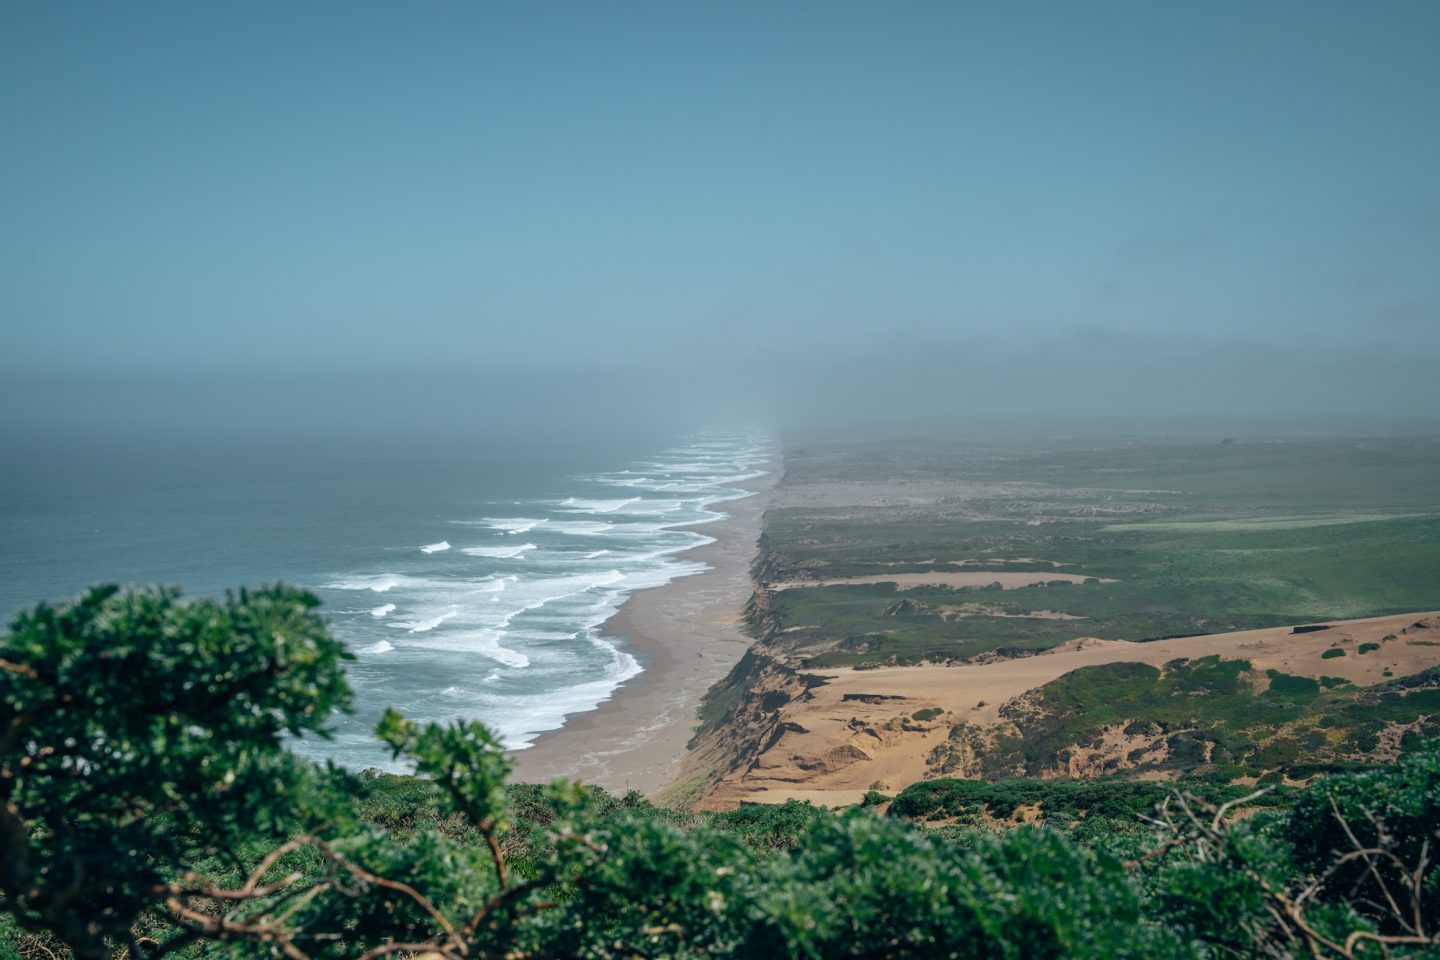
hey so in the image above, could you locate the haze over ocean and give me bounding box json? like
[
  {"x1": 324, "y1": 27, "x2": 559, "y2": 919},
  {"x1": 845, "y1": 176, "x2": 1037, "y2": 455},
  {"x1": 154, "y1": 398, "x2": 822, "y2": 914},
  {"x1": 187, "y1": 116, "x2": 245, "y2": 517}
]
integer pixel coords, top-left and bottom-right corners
[
  {"x1": 4, "y1": 3, "x2": 1438, "y2": 421},
  {"x1": 1, "y1": 425, "x2": 769, "y2": 769}
]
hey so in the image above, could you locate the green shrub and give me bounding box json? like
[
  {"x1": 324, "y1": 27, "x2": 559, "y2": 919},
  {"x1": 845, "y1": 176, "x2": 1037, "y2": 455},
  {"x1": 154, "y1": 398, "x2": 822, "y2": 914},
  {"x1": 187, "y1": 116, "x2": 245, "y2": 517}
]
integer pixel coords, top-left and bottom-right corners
[
  {"x1": 1266, "y1": 670, "x2": 1320, "y2": 697},
  {"x1": 5, "y1": 585, "x2": 1439, "y2": 960}
]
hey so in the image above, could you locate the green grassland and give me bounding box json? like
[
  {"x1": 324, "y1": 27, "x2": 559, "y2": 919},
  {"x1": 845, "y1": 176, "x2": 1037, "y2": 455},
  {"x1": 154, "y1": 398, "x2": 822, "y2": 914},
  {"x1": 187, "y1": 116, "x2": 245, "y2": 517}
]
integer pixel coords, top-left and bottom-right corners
[{"x1": 758, "y1": 433, "x2": 1440, "y2": 669}]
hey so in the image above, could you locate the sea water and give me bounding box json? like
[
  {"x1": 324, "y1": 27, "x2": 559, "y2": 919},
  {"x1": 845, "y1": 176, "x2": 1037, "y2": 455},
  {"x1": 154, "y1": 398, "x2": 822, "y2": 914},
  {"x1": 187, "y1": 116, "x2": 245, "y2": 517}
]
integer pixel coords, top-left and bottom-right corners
[{"x1": 0, "y1": 425, "x2": 768, "y2": 770}]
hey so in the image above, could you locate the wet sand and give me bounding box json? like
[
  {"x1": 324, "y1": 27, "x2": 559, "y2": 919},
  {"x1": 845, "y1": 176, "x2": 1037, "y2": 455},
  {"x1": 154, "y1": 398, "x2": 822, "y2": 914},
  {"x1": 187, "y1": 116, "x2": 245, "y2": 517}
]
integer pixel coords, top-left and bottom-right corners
[{"x1": 509, "y1": 464, "x2": 776, "y2": 795}]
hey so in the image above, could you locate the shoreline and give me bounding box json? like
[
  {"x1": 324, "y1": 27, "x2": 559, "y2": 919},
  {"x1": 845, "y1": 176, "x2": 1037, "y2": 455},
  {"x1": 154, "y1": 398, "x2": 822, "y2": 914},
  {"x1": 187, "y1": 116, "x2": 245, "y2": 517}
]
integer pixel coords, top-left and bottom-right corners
[{"x1": 508, "y1": 460, "x2": 777, "y2": 795}]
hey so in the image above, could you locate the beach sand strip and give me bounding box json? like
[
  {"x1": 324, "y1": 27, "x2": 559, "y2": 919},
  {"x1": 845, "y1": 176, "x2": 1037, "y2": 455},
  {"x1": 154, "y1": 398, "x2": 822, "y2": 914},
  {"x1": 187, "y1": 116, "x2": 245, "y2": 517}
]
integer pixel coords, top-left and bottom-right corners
[{"x1": 509, "y1": 465, "x2": 777, "y2": 795}]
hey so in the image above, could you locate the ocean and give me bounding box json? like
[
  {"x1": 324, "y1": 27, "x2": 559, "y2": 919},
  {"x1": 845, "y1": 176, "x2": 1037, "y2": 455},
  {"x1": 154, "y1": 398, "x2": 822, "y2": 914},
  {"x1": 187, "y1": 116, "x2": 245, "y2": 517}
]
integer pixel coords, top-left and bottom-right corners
[{"x1": 0, "y1": 424, "x2": 768, "y2": 770}]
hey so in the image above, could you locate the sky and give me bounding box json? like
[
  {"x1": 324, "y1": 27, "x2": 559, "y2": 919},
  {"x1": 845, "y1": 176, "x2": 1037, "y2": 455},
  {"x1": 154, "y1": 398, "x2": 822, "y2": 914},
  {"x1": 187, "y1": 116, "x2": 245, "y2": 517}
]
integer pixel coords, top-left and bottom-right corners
[{"x1": 3, "y1": 1, "x2": 1439, "y2": 425}]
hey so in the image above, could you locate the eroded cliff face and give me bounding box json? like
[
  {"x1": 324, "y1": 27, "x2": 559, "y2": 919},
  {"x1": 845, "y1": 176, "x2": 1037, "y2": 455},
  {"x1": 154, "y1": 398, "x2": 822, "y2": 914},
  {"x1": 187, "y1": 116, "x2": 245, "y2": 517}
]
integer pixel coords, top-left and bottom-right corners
[
  {"x1": 660, "y1": 642, "x2": 827, "y2": 808},
  {"x1": 663, "y1": 535, "x2": 951, "y2": 809}
]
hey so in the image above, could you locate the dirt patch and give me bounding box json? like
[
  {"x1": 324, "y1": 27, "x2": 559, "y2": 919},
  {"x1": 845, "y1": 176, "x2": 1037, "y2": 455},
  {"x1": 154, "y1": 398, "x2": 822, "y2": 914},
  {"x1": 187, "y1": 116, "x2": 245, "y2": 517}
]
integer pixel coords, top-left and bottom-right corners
[{"x1": 942, "y1": 605, "x2": 1086, "y2": 621}]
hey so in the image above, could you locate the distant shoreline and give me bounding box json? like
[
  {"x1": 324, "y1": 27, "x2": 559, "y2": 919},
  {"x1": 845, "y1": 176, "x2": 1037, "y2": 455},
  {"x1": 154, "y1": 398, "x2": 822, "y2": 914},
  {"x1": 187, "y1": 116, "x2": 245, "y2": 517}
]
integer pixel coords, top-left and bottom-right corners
[{"x1": 508, "y1": 460, "x2": 777, "y2": 795}]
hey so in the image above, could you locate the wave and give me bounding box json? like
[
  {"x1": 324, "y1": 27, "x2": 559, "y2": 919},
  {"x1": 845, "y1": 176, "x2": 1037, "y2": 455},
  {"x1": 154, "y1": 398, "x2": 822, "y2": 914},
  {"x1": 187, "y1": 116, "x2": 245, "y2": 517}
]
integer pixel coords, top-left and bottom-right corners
[
  {"x1": 406, "y1": 608, "x2": 459, "y2": 633},
  {"x1": 544, "y1": 520, "x2": 615, "y2": 536},
  {"x1": 623, "y1": 537, "x2": 717, "y2": 564},
  {"x1": 305, "y1": 433, "x2": 774, "y2": 768},
  {"x1": 499, "y1": 571, "x2": 626, "y2": 616},
  {"x1": 404, "y1": 629, "x2": 530, "y2": 667},
  {"x1": 461, "y1": 543, "x2": 537, "y2": 559},
  {"x1": 500, "y1": 644, "x2": 642, "y2": 750},
  {"x1": 558, "y1": 497, "x2": 640, "y2": 514},
  {"x1": 327, "y1": 573, "x2": 432, "y2": 593},
  {"x1": 483, "y1": 517, "x2": 544, "y2": 535},
  {"x1": 612, "y1": 499, "x2": 688, "y2": 516},
  {"x1": 596, "y1": 475, "x2": 654, "y2": 487}
]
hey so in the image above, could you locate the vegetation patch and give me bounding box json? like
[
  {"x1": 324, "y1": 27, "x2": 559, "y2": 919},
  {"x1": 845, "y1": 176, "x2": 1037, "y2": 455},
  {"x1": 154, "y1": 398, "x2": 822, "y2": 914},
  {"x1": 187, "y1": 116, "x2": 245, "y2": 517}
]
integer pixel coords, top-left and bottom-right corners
[
  {"x1": 888, "y1": 775, "x2": 1286, "y2": 825},
  {"x1": 979, "y1": 656, "x2": 1440, "y2": 779},
  {"x1": 4, "y1": 583, "x2": 1440, "y2": 959},
  {"x1": 757, "y1": 436, "x2": 1440, "y2": 670}
]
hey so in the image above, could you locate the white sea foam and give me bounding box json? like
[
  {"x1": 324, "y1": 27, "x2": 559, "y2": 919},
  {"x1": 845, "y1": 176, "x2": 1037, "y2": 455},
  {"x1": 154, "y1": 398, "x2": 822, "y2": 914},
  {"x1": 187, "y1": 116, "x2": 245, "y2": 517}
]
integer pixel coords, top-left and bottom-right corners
[
  {"x1": 623, "y1": 537, "x2": 717, "y2": 564},
  {"x1": 601, "y1": 475, "x2": 654, "y2": 486},
  {"x1": 500, "y1": 646, "x2": 642, "y2": 750},
  {"x1": 558, "y1": 497, "x2": 640, "y2": 514},
  {"x1": 405, "y1": 629, "x2": 530, "y2": 667},
  {"x1": 420, "y1": 541, "x2": 452, "y2": 554},
  {"x1": 305, "y1": 433, "x2": 775, "y2": 769},
  {"x1": 611, "y1": 499, "x2": 688, "y2": 516},
  {"x1": 406, "y1": 608, "x2": 459, "y2": 633},
  {"x1": 545, "y1": 520, "x2": 615, "y2": 535},
  {"x1": 484, "y1": 518, "x2": 544, "y2": 535},
  {"x1": 461, "y1": 543, "x2": 537, "y2": 559},
  {"x1": 327, "y1": 573, "x2": 431, "y2": 593}
]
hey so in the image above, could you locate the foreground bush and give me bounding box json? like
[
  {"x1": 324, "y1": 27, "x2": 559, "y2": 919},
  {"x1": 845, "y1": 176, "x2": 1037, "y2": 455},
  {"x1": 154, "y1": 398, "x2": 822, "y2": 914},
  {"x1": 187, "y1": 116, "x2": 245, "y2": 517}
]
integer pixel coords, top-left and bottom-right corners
[{"x1": 3, "y1": 585, "x2": 1438, "y2": 958}]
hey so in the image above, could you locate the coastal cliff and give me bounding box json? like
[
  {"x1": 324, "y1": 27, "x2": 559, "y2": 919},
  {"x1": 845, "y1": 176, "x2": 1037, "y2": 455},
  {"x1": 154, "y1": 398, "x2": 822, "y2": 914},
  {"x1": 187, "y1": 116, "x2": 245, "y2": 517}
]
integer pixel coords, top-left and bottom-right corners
[{"x1": 664, "y1": 433, "x2": 1440, "y2": 810}]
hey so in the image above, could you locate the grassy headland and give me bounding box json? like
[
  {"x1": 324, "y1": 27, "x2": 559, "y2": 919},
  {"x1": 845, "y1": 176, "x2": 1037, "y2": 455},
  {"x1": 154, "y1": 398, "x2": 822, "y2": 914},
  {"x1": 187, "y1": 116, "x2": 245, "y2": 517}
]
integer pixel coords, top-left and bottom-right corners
[{"x1": 673, "y1": 427, "x2": 1440, "y2": 809}]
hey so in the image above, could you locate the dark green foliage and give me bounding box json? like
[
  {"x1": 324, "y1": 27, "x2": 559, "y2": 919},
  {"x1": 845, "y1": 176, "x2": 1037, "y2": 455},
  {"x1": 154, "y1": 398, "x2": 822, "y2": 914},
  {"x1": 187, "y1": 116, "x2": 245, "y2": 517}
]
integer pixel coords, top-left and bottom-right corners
[
  {"x1": 737, "y1": 818, "x2": 1195, "y2": 959},
  {"x1": 1322, "y1": 647, "x2": 1347, "y2": 659},
  {"x1": 888, "y1": 776, "x2": 1284, "y2": 825},
  {"x1": 1286, "y1": 749, "x2": 1440, "y2": 928},
  {"x1": 6, "y1": 584, "x2": 1440, "y2": 958},
  {"x1": 1359, "y1": 642, "x2": 1381, "y2": 654},
  {"x1": 1267, "y1": 669, "x2": 1321, "y2": 697},
  {"x1": 911, "y1": 707, "x2": 943, "y2": 722},
  {"x1": 1138, "y1": 750, "x2": 1440, "y2": 958},
  {"x1": 0, "y1": 585, "x2": 353, "y2": 959}
]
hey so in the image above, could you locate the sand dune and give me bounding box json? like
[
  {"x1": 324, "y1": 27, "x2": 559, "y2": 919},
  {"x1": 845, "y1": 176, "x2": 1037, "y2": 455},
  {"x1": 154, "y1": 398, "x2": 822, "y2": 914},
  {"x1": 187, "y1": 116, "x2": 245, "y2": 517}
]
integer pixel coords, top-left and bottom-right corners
[{"x1": 704, "y1": 611, "x2": 1440, "y2": 809}]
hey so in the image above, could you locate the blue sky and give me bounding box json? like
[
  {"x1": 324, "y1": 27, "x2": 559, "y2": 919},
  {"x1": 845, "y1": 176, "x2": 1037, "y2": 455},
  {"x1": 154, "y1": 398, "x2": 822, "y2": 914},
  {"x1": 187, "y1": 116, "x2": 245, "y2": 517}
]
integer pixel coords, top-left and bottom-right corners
[{"x1": 2, "y1": 1, "x2": 1438, "y2": 417}]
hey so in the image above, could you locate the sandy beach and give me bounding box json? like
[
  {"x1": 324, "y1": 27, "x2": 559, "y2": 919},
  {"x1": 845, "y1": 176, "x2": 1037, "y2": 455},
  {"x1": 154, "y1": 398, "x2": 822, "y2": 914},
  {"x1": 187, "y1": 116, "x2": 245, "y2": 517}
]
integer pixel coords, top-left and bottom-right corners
[{"x1": 509, "y1": 462, "x2": 777, "y2": 795}]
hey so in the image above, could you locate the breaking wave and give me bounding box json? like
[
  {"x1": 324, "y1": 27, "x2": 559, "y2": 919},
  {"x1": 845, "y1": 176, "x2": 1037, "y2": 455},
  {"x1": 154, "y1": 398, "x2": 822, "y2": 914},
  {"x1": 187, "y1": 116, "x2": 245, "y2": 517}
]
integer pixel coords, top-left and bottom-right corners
[
  {"x1": 304, "y1": 431, "x2": 771, "y2": 771},
  {"x1": 461, "y1": 543, "x2": 538, "y2": 559}
]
